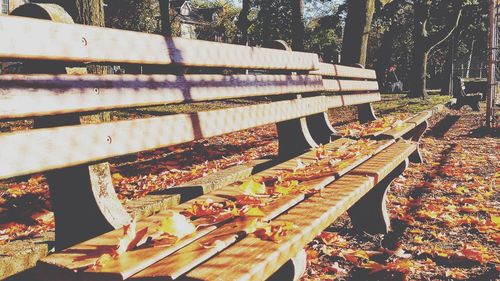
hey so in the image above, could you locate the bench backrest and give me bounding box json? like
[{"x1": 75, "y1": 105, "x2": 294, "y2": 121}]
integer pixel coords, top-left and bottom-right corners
[{"x1": 0, "y1": 14, "x2": 380, "y2": 181}]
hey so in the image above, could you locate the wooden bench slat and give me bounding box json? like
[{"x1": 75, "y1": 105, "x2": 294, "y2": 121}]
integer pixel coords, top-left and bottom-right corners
[
  {"x1": 405, "y1": 110, "x2": 432, "y2": 125},
  {"x1": 0, "y1": 96, "x2": 334, "y2": 180},
  {"x1": 0, "y1": 15, "x2": 319, "y2": 70},
  {"x1": 1, "y1": 75, "x2": 372, "y2": 119},
  {"x1": 350, "y1": 140, "x2": 416, "y2": 184},
  {"x1": 310, "y1": 63, "x2": 377, "y2": 79},
  {"x1": 378, "y1": 123, "x2": 416, "y2": 139},
  {"x1": 339, "y1": 92, "x2": 382, "y2": 106},
  {"x1": 323, "y1": 79, "x2": 379, "y2": 92},
  {"x1": 184, "y1": 141, "x2": 415, "y2": 281},
  {"x1": 0, "y1": 75, "x2": 381, "y2": 119}
]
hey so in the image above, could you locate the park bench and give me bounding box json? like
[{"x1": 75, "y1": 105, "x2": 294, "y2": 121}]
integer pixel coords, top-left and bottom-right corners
[
  {"x1": 452, "y1": 76, "x2": 483, "y2": 111},
  {"x1": 0, "y1": 5, "x2": 431, "y2": 281}
]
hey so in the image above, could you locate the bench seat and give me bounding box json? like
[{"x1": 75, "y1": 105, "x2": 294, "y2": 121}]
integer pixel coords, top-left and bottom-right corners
[
  {"x1": 378, "y1": 110, "x2": 432, "y2": 140},
  {"x1": 166, "y1": 141, "x2": 416, "y2": 281},
  {"x1": 37, "y1": 138, "x2": 410, "y2": 281}
]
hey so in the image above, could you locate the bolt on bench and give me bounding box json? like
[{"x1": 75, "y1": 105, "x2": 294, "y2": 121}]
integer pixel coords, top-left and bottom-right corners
[{"x1": 0, "y1": 9, "x2": 426, "y2": 281}]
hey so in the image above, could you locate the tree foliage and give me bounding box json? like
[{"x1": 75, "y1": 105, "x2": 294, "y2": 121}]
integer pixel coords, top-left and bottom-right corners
[{"x1": 103, "y1": 0, "x2": 488, "y2": 97}]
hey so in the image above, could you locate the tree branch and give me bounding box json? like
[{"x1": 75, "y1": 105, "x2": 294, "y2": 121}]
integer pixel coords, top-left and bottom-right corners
[{"x1": 425, "y1": 7, "x2": 462, "y2": 50}]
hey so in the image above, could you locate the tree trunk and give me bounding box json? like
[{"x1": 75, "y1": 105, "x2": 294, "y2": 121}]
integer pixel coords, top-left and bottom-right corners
[
  {"x1": 376, "y1": 24, "x2": 396, "y2": 89},
  {"x1": 340, "y1": 0, "x2": 375, "y2": 66},
  {"x1": 54, "y1": 0, "x2": 104, "y2": 27},
  {"x1": 260, "y1": 1, "x2": 271, "y2": 45},
  {"x1": 410, "y1": 47, "x2": 429, "y2": 99},
  {"x1": 159, "y1": 0, "x2": 171, "y2": 36},
  {"x1": 237, "y1": 0, "x2": 251, "y2": 45},
  {"x1": 291, "y1": 0, "x2": 305, "y2": 51},
  {"x1": 441, "y1": 42, "x2": 453, "y2": 95},
  {"x1": 465, "y1": 39, "x2": 475, "y2": 78},
  {"x1": 409, "y1": 0, "x2": 462, "y2": 99}
]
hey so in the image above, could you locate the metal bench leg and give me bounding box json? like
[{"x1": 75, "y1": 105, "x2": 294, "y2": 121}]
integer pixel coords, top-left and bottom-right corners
[
  {"x1": 348, "y1": 159, "x2": 408, "y2": 234},
  {"x1": 357, "y1": 103, "x2": 377, "y2": 124},
  {"x1": 306, "y1": 112, "x2": 337, "y2": 145},
  {"x1": 408, "y1": 120, "x2": 428, "y2": 163},
  {"x1": 470, "y1": 100, "x2": 481, "y2": 111},
  {"x1": 267, "y1": 249, "x2": 307, "y2": 281},
  {"x1": 277, "y1": 118, "x2": 319, "y2": 160},
  {"x1": 35, "y1": 116, "x2": 131, "y2": 250}
]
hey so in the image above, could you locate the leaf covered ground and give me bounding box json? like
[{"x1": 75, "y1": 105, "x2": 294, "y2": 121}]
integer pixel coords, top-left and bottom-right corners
[
  {"x1": 0, "y1": 94, "x2": 498, "y2": 280},
  {"x1": 301, "y1": 104, "x2": 499, "y2": 280}
]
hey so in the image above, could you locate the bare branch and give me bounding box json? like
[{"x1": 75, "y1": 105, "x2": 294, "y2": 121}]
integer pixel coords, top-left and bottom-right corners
[{"x1": 425, "y1": 7, "x2": 462, "y2": 50}]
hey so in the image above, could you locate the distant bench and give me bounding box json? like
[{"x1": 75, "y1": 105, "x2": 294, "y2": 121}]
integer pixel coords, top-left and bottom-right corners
[{"x1": 0, "y1": 5, "x2": 430, "y2": 281}]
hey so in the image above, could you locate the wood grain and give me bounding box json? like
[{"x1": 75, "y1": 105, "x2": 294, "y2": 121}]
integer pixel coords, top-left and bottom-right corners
[
  {"x1": 0, "y1": 74, "x2": 324, "y2": 119},
  {"x1": 322, "y1": 79, "x2": 379, "y2": 92},
  {"x1": 339, "y1": 93, "x2": 381, "y2": 106},
  {"x1": 406, "y1": 110, "x2": 432, "y2": 126},
  {"x1": 310, "y1": 63, "x2": 377, "y2": 79},
  {"x1": 0, "y1": 15, "x2": 319, "y2": 70},
  {"x1": 350, "y1": 140, "x2": 416, "y2": 184},
  {"x1": 378, "y1": 123, "x2": 416, "y2": 139}
]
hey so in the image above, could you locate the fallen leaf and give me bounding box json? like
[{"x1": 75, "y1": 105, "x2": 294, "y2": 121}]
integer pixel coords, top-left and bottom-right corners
[{"x1": 160, "y1": 212, "x2": 196, "y2": 238}]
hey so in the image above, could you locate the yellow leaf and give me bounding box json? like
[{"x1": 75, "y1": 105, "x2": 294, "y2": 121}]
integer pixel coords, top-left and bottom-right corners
[
  {"x1": 446, "y1": 269, "x2": 468, "y2": 279},
  {"x1": 491, "y1": 215, "x2": 500, "y2": 225},
  {"x1": 160, "y1": 212, "x2": 195, "y2": 238},
  {"x1": 417, "y1": 210, "x2": 438, "y2": 219},
  {"x1": 454, "y1": 186, "x2": 469, "y2": 195},
  {"x1": 112, "y1": 173, "x2": 124, "y2": 181},
  {"x1": 244, "y1": 207, "x2": 265, "y2": 217},
  {"x1": 239, "y1": 178, "x2": 266, "y2": 195},
  {"x1": 408, "y1": 228, "x2": 424, "y2": 234},
  {"x1": 413, "y1": 236, "x2": 425, "y2": 244},
  {"x1": 274, "y1": 185, "x2": 290, "y2": 195},
  {"x1": 93, "y1": 253, "x2": 113, "y2": 268}
]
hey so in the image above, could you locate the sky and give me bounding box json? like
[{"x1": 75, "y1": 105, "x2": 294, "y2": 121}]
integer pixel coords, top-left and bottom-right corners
[{"x1": 227, "y1": 0, "x2": 345, "y2": 19}]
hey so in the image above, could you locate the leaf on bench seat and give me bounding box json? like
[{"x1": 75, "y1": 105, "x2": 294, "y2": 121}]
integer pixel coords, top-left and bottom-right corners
[
  {"x1": 159, "y1": 212, "x2": 196, "y2": 238},
  {"x1": 239, "y1": 177, "x2": 267, "y2": 195},
  {"x1": 252, "y1": 221, "x2": 297, "y2": 242}
]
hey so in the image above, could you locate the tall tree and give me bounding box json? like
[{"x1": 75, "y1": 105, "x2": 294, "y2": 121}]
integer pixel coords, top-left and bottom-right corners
[
  {"x1": 409, "y1": 0, "x2": 462, "y2": 99},
  {"x1": 237, "y1": 0, "x2": 252, "y2": 45},
  {"x1": 159, "y1": 0, "x2": 171, "y2": 36},
  {"x1": 373, "y1": 0, "x2": 408, "y2": 87},
  {"x1": 340, "y1": 0, "x2": 376, "y2": 66},
  {"x1": 291, "y1": 0, "x2": 305, "y2": 51},
  {"x1": 43, "y1": 0, "x2": 105, "y2": 27}
]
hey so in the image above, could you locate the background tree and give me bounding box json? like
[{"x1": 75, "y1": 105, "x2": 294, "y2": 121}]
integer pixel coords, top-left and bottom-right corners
[
  {"x1": 291, "y1": 0, "x2": 306, "y2": 51},
  {"x1": 371, "y1": 0, "x2": 409, "y2": 87},
  {"x1": 159, "y1": 0, "x2": 171, "y2": 36},
  {"x1": 105, "y1": 0, "x2": 161, "y2": 33},
  {"x1": 237, "y1": 0, "x2": 252, "y2": 45},
  {"x1": 409, "y1": 0, "x2": 462, "y2": 98},
  {"x1": 193, "y1": 0, "x2": 239, "y2": 42},
  {"x1": 340, "y1": 0, "x2": 376, "y2": 66},
  {"x1": 441, "y1": 2, "x2": 488, "y2": 94}
]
